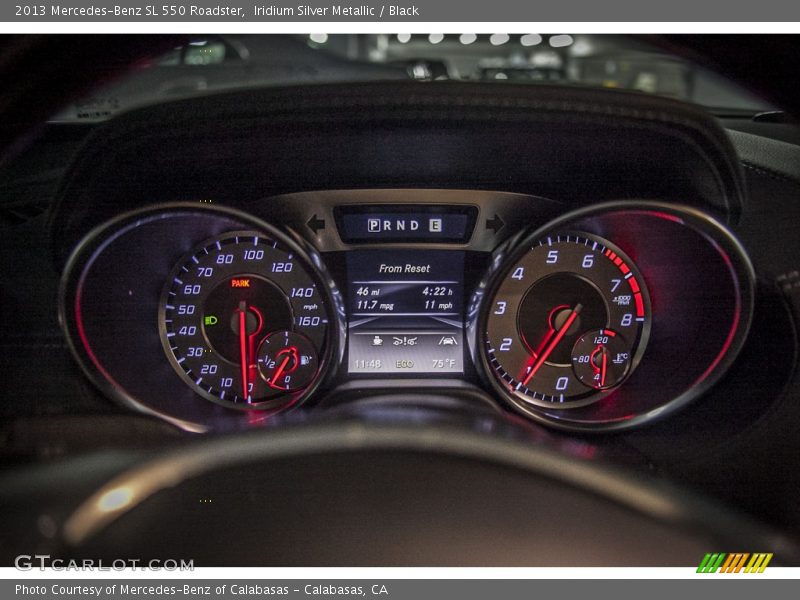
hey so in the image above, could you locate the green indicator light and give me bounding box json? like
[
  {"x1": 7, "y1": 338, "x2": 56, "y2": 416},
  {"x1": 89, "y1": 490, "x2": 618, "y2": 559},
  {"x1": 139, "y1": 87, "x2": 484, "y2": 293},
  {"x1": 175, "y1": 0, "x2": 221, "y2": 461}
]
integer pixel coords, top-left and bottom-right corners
[{"x1": 204, "y1": 315, "x2": 218, "y2": 325}]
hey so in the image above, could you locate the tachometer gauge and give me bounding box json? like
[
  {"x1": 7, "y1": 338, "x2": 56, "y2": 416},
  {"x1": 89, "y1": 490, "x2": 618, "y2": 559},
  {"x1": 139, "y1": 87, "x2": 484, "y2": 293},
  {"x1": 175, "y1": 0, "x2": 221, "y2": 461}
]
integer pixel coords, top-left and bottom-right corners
[
  {"x1": 159, "y1": 231, "x2": 331, "y2": 410},
  {"x1": 483, "y1": 232, "x2": 651, "y2": 409}
]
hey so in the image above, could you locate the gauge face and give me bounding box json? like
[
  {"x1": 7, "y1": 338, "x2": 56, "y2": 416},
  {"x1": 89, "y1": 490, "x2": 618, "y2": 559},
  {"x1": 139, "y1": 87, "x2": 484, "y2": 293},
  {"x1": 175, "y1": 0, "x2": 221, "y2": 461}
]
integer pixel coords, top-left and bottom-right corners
[
  {"x1": 484, "y1": 232, "x2": 651, "y2": 409},
  {"x1": 159, "y1": 231, "x2": 331, "y2": 410},
  {"x1": 257, "y1": 330, "x2": 319, "y2": 392}
]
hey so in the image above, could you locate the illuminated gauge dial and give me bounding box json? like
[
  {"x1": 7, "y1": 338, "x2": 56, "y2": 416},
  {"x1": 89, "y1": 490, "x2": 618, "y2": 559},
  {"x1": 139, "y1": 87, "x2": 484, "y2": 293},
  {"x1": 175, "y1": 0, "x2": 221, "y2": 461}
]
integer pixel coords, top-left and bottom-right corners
[
  {"x1": 483, "y1": 233, "x2": 650, "y2": 409},
  {"x1": 258, "y1": 330, "x2": 319, "y2": 391},
  {"x1": 159, "y1": 231, "x2": 330, "y2": 410},
  {"x1": 571, "y1": 328, "x2": 631, "y2": 390}
]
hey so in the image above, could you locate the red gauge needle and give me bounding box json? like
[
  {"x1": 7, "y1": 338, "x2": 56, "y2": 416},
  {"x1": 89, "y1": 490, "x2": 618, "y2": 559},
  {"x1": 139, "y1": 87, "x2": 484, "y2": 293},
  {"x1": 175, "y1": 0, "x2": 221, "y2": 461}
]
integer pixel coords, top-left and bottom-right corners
[
  {"x1": 237, "y1": 301, "x2": 264, "y2": 401},
  {"x1": 269, "y1": 355, "x2": 291, "y2": 388},
  {"x1": 238, "y1": 303, "x2": 249, "y2": 399},
  {"x1": 600, "y1": 347, "x2": 608, "y2": 388},
  {"x1": 522, "y1": 303, "x2": 583, "y2": 387},
  {"x1": 590, "y1": 345, "x2": 608, "y2": 388},
  {"x1": 269, "y1": 347, "x2": 299, "y2": 389}
]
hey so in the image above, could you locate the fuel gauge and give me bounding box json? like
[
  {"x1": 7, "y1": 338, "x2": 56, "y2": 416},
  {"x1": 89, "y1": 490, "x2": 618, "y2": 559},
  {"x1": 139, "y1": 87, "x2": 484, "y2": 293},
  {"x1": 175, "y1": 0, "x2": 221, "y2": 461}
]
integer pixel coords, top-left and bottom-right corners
[{"x1": 257, "y1": 330, "x2": 319, "y2": 392}]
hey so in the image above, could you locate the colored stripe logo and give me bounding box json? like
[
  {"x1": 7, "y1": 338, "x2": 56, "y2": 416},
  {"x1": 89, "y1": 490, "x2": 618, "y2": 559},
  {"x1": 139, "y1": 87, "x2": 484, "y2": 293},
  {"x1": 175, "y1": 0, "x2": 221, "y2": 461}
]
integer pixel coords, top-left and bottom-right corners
[{"x1": 697, "y1": 553, "x2": 773, "y2": 573}]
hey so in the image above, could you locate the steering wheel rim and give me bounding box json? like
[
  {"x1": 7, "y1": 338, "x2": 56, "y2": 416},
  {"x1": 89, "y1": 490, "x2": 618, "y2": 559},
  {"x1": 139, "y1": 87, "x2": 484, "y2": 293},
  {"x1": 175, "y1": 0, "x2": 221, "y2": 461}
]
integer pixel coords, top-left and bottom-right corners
[{"x1": 52, "y1": 419, "x2": 800, "y2": 565}]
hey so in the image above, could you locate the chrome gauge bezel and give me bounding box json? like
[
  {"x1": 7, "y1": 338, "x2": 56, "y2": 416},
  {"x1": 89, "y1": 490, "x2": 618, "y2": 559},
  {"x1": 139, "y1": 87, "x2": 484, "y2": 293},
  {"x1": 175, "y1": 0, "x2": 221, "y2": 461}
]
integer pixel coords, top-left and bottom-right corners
[
  {"x1": 482, "y1": 231, "x2": 653, "y2": 411},
  {"x1": 59, "y1": 202, "x2": 345, "y2": 432},
  {"x1": 157, "y1": 230, "x2": 333, "y2": 412},
  {"x1": 469, "y1": 201, "x2": 756, "y2": 432}
]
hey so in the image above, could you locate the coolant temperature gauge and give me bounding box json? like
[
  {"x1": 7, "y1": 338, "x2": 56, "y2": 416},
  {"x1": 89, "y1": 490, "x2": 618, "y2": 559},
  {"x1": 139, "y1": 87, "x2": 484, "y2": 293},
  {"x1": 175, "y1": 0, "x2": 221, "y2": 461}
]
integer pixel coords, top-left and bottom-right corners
[{"x1": 571, "y1": 329, "x2": 631, "y2": 390}]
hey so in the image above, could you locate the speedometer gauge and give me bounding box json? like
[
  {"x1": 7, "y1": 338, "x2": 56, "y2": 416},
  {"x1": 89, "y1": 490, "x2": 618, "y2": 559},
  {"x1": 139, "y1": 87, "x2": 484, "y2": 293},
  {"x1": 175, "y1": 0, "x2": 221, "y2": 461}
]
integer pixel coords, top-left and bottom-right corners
[
  {"x1": 483, "y1": 232, "x2": 651, "y2": 409},
  {"x1": 159, "y1": 231, "x2": 331, "y2": 410}
]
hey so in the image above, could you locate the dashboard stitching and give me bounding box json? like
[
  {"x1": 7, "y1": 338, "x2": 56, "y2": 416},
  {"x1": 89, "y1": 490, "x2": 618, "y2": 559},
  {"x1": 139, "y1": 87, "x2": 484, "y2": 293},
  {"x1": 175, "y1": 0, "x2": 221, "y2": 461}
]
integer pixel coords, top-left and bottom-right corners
[{"x1": 741, "y1": 161, "x2": 800, "y2": 189}]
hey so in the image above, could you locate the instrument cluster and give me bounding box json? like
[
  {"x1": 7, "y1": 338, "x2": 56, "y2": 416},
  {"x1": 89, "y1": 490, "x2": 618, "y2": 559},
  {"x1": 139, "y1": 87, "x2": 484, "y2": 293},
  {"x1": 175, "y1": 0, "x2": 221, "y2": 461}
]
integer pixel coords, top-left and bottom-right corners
[{"x1": 59, "y1": 190, "x2": 754, "y2": 432}]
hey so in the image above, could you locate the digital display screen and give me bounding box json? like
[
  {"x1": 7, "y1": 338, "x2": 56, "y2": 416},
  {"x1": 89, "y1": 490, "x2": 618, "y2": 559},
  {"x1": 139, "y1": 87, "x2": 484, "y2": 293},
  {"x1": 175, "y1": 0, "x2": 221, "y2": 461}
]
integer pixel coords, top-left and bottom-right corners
[
  {"x1": 336, "y1": 205, "x2": 477, "y2": 243},
  {"x1": 346, "y1": 250, "x2": 465, "y2": 374}
]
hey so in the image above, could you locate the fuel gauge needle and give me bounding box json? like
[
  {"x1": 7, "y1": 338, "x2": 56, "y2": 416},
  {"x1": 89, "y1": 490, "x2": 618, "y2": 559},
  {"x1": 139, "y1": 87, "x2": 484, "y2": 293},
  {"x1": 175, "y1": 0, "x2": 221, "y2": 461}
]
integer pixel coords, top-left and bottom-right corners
[
  {"x1": 269, "y1": 354, "x2": 292, "y2": 388},
  {"x1": 523, "y1": 303, "x2": 582, "y2": 386},
  {"x1": 269, "y1": 347, "x2": 299, "y2": 389}
]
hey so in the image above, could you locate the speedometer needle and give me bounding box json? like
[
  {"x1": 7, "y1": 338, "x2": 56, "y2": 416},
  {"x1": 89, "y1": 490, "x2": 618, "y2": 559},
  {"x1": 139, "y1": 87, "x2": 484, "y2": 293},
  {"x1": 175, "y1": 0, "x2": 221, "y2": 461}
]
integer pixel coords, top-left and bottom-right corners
[
  {"x1": 522, "y1": 303, "x2": 582, "y2": 386},
  {"x1": 238, "y1": 301, "x2": 264, "y2": 401},
  {"x1": 238, "y1": 303, "x2": 249, "y2": 399}
]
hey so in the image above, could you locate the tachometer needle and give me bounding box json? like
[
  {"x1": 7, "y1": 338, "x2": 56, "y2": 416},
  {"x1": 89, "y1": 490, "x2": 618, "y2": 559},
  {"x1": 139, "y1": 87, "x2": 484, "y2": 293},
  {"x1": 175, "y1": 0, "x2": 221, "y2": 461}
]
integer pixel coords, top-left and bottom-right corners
[{"x1": 522, "y1": 303, "x2": 583, "y2": 386}]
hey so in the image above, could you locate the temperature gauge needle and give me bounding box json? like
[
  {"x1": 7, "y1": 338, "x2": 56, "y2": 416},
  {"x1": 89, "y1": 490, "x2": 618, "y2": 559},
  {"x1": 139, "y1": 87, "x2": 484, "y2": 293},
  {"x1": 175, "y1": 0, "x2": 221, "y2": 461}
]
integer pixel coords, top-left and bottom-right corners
[
  {"x1": 600, "y1": 347, "x2": 608, "y2": 387},
  {"x1": 523, "y1": 303, "x2": 582, "y2": 386},
  {"x1": 590, "y1": 345, "x2": 609, "y2": 388}
]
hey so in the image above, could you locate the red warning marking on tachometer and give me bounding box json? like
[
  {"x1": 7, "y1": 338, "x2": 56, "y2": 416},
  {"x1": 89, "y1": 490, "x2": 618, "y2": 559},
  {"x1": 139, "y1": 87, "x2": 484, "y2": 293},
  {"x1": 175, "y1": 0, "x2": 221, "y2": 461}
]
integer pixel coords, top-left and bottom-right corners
[
  {"x1": 629, "y1": 277, "x2": 640, "y2": 293},
  {"x1": 634, "y1": 293, "x2": 645, "y2": 316}
]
